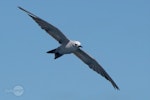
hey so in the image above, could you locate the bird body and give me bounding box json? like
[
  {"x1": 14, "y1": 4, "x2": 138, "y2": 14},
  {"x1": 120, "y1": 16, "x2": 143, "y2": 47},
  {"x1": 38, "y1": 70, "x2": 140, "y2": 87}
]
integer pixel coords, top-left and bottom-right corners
[
  {"x1": 19, "y1": 6, "x2": 119, "y2": 90},
  {"x1": 47, "y1": 40, "x2": 82, "y2": 59},
  {"x1": 58, "y1": 40, "x2": 81, "y2": 54}
]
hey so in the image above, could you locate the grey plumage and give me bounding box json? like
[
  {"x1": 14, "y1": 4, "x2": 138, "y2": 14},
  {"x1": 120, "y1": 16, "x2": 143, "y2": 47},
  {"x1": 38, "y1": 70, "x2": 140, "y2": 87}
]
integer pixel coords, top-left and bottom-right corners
[{"x1": 19, "y1": 6, "x2": 119, "y2": 90}]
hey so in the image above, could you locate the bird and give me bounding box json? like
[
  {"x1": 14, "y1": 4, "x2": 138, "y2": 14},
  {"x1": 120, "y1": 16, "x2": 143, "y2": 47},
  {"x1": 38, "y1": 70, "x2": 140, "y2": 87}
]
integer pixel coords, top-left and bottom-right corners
[{"x1": 18, "y1": 6, "x2": 119, "y2": 90}]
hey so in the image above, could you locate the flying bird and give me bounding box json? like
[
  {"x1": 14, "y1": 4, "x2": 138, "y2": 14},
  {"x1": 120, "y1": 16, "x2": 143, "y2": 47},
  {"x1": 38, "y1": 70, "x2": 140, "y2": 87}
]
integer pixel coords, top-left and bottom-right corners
[{"x1": 18, "y1": 6, "x2": 119, "y2": 90}]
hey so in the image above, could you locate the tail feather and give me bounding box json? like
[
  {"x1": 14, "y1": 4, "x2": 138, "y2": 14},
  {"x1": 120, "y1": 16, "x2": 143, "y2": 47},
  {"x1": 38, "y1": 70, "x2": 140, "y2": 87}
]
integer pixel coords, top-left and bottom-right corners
[
  {"x1": 47, "y1": 49, "x2": 63, "y2": 59},
  {"x1": 47, "y1": 49, "x2": 56, "y2": 53},
  {"x1": 54, "y1": 53, "x2": 63, "y2": 59}
]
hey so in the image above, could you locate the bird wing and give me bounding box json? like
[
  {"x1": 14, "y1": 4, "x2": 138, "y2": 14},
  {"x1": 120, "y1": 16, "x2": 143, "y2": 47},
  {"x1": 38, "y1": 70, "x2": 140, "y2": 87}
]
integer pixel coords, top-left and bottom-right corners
[
  {"x1": 18, "y1": 7, "x2": 69, "y2": 44},
  {"x1": 73, "y1": 49, "x2": 119, "y2": 90}
]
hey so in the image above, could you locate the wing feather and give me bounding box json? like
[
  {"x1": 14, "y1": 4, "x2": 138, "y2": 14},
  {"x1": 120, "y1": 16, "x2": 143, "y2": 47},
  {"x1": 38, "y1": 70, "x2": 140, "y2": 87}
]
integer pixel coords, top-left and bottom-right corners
[
  {"x1": 18, "y1": 6, "x2": 69, "y2": 44},
  {"x1": 19, "y1": 6, "x2": 119, "y2": 90},
  {"x1": 74, "y1": 49, "x2": 119, "y2": 90}
]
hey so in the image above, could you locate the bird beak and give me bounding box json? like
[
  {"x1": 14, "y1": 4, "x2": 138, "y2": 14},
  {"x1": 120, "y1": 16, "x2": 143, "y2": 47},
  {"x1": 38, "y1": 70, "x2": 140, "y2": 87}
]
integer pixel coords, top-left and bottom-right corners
[{"x1": 78, "y1": 45, "x2": 82, "y2": 48}]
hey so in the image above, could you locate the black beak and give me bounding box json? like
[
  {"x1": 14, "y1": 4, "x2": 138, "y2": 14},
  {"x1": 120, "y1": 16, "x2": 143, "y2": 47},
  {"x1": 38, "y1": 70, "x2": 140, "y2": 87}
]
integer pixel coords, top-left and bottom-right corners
[{"x1": 78, "y1": 45, "x2": 83, "y2": 48}]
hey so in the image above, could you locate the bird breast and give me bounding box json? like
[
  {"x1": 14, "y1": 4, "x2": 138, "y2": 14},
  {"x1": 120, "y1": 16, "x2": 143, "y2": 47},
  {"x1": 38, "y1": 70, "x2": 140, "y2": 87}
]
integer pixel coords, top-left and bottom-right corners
[{"x1": 59, "y1": 41, "x2": 78, "y2": 54}]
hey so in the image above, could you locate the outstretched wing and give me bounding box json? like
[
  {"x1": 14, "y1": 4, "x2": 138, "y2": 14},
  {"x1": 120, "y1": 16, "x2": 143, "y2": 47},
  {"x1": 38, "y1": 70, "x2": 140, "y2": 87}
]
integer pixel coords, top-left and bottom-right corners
[
  {"x1": 18, "y1": 6, "x2": 69, "y2": 44},
  {"x1": 74, "y1": 49, "x2": 119, "y2": 90}
]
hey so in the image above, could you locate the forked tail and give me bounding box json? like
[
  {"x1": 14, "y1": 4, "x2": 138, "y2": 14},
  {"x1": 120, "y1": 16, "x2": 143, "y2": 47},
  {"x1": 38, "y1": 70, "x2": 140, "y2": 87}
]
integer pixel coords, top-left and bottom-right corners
[{"x1": 47, "y1": 49, "x2": 63, "y2": 59}]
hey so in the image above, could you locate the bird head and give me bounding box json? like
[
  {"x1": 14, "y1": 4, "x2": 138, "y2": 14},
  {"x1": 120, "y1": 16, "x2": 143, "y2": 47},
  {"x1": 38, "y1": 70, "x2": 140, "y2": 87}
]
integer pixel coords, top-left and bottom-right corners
[{"x1": 74, "y1": 41, "x2": 82, "y2": 48}]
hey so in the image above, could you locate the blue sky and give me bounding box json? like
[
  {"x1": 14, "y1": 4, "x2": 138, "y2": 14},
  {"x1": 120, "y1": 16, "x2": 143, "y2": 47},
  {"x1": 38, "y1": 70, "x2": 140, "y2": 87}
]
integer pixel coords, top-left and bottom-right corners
[{"x1": 0, "y1": 0, "x2": 150, "y2": 100}]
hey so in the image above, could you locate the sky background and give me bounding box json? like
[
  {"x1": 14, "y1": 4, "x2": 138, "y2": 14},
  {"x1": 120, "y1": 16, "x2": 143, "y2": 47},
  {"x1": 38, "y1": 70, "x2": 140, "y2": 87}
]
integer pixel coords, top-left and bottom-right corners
[{"x1": 0, "y1": 0, "x2": 150, "y2": 100}]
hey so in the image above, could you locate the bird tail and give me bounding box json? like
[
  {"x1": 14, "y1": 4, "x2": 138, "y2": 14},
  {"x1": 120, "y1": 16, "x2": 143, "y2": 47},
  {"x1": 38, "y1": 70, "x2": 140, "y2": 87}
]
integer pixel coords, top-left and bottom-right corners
[
  {"x1": 47, "y1": 49, "x2": 63, "y2": 59},
  {"x1": 47, "y1": 49, "x2": 56, "y2": 53}
]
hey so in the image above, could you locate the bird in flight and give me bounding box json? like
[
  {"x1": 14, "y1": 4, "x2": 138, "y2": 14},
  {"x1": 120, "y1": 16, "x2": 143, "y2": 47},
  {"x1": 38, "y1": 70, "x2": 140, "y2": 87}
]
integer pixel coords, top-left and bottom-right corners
[{"x1": 18, "y1": 6, "x2": 119, "y2": 90}]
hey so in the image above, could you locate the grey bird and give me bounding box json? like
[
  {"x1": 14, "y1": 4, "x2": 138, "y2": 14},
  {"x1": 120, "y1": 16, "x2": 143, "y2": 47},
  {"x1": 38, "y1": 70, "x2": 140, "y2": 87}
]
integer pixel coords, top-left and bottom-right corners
[{"x1": 18, "y1": 6, "x2": 119, "y2": 90}]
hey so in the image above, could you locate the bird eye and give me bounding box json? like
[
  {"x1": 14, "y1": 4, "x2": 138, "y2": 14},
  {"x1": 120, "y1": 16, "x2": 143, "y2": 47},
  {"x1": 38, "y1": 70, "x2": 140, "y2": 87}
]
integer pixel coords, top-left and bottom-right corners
[{"x1": 75, "y1": 44, "x2": 77, "y2": 46}]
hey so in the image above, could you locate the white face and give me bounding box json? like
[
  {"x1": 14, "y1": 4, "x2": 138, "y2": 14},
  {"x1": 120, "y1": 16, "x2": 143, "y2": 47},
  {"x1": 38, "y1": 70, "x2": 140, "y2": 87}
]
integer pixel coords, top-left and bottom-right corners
[{"x1": 74, "y1": 41, "x2": 82, "y2": 47}]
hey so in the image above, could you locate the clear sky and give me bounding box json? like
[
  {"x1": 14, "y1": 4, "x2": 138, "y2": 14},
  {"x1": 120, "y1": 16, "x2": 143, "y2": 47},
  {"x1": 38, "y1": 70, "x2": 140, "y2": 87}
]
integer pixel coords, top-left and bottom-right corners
[{"x1": 0, "y1": 0, "x2": 150, "y2": 100}]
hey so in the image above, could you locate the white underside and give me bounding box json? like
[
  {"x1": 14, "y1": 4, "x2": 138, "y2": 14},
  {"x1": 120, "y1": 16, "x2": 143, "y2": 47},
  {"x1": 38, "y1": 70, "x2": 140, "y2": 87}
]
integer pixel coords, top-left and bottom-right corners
[{"x1": 57, "y1": 40, "x2": 79, "y2": 54}]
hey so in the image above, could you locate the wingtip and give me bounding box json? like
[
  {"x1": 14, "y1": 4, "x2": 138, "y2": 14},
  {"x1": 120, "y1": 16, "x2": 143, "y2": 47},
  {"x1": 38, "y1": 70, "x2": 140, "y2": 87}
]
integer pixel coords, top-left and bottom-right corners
[
  {"x1": 18, "y1": 6, "x2": 25, "y2": 11},
  {"x1": 107, "y1": 76, "x2": 120, "y2": 90},
  {"x1": 18, "y1": 6, "x2": 37, "y2": 18},
  {"x1": 18, "y1": 6, "x2": 22, "y2": 9},
  {"x1": 115, "y1": 86, "x2": 120, "y2": 90},
  {"x1": 113, "y1": 84, "x2": 120, "y2": 90}
]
